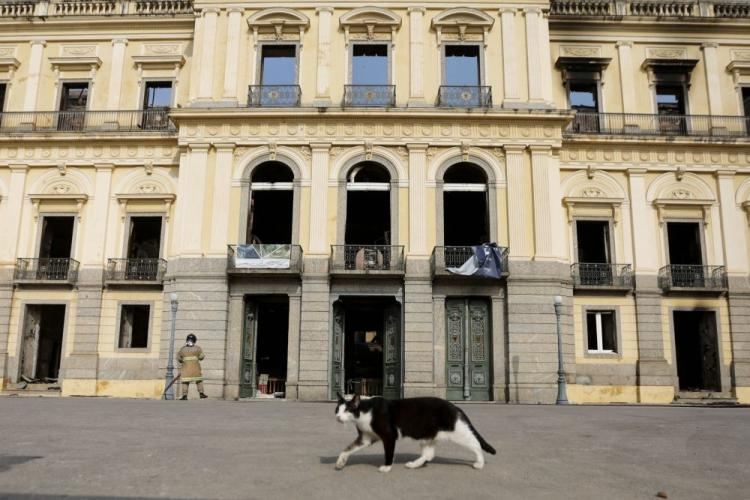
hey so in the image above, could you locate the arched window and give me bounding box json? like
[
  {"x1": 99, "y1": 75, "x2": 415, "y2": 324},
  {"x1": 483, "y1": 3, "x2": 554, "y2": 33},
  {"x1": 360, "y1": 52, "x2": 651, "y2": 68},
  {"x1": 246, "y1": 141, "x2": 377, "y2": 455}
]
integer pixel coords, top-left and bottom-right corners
[
  {"x1": 442, "y1": 162, "x2": 489, "y2": 246},
  {"x1": 345, "y1": 162, "x2": 391, "y2": 245},
  {"x1": 247, "y1": 161, "x2": 295, "y2": 244}
]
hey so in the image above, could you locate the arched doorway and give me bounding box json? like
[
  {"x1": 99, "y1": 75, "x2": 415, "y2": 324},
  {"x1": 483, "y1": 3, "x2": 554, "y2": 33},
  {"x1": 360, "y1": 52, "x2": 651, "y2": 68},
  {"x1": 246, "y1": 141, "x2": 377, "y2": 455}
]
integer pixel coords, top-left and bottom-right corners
[
  {"x1": 345, "y1": 162, "x2": 391, "y2": 245},
  {"x1": 442, "y1": 162, "x2": 489, "y2": 246},
  {"x1": 246, "y1": 161, "x2": 295, "y2": 245}
]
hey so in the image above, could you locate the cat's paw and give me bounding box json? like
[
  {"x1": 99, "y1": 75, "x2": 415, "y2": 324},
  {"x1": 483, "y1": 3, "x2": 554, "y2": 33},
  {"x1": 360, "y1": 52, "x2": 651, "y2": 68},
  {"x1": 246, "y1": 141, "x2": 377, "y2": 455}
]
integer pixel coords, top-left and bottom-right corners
[
  {"x1": 378, "y1": 465, "x2": 392, "y2": 473},
  {"x1": 405, "y1": 460, "x2": 424, "y2": 469},
  {"x1": 334, "y1": 457, "x2": 347, "y2": 470},
  {"x1": 472, "y1": 461, "x2": 484, "y2": 470}
]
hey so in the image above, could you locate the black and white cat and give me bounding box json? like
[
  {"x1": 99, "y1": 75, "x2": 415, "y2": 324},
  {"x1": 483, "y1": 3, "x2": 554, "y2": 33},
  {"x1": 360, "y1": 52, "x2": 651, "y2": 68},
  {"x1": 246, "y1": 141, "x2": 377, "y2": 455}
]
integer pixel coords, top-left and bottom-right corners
[{"x1": 334, "y1": 393, "x2": 496, "y2": 472}]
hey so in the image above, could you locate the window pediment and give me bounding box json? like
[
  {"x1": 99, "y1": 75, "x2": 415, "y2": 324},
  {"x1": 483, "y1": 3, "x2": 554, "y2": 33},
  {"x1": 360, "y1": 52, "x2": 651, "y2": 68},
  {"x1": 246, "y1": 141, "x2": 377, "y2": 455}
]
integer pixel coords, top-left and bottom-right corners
[
  {"x1": 727, "y1": 49, "x2": 750, "y2": 85},
  {"x1": 340, "y1": 7, "x2": 401, "y2": 41},
  {"x1": 247, "y1": 8, "x2": 310, "y2": 41},
  {"x1": 431, "y1": 8, "x2": 494, "y2": 43}
]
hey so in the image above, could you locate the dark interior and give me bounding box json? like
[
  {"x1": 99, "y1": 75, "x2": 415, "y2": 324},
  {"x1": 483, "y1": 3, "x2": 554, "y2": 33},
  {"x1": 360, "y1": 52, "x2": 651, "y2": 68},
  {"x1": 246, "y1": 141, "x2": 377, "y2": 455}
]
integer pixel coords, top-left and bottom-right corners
[
  {"x1": 255, "y1": 299, "x2": 289, "y2": 383},
  {"x1": 249, "y1": 162, "x2": 294, "y2": 244},
  {"x1": 576, "y1": 220, "x2": 611, "y2": 263},
  {"x1": 345, "y1": 163, "x2": 391, "y2": 245},
  {"x1": 30, "y1": 305, "x2": 65, "y2": 380},
  {"x1": 344, "y1": 299, "x2": 388, "y2": 396},
  {"x1": 667, "y1": 222, "x2": 703, "y2": 265},
  {"x1": 443, "y1": 163, "x2": 489, "y2": 246},
  {"x1": 119, "y1": 305, "x2": 150, "y2": 349},
  {"x1": 674, "y1": 311, "x2": 720, "y2": 392},
  {"x1": 128, "y1": 217, "x2": 162, "y2": 258},
  {"x1": 39, "y1": 217, "x2": 74, "y2": 258}
]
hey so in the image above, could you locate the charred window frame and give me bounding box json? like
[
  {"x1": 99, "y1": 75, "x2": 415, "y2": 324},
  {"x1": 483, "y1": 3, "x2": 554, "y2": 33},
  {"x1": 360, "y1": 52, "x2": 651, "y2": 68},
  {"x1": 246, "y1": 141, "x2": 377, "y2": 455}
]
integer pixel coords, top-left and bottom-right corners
[
  {"x1": 556, "y1": 57, "x2": 610, "y2": 112},
  {"x1": 642, "y1": 59, "x2": 698, "y2": 116},
  {"x1": 583, "y1": 307, "x2": 620, "y2": 357},
  {"x1": 123, "y1": 214, "x2": 165, "y2": 259},
  {"x1": 141, "y1": 80, "x2": 174, "y2": 110},
  {"x1": 0, "y1": 81, "x2": 7, "y2": 113},
  {"x1": 35, "y1": 214, "x2": 77, "y2": 260},
  {"x1": 664, "y1": 219, "x2": 707, "y2": 267},
  {"x1": 116, "y1": 303, "x2": 152, "y2": 351},
  {"x1": 573, "y1": 218, "x2": 615, "y2": 264}
]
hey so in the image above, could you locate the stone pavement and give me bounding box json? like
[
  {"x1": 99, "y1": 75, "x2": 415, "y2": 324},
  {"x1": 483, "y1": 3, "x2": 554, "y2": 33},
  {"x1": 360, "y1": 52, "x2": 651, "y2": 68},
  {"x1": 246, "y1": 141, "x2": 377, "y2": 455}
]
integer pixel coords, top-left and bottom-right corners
[{"x1": 0, "y1": 397, "x2": 748, "y2": 499}]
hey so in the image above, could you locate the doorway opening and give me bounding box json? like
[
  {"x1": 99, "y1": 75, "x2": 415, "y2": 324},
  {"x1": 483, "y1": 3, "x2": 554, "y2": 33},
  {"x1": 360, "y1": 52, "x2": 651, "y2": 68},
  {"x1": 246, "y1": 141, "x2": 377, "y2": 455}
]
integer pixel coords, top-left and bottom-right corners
[
  {"x1": 673, "y1": 311, "x2": 720, "y2": 392},
  {"x1": 445, "y1": 298, "x2": 492, "y2": 401},
  {"x1": 241, "y1": 296, "x2": 289, "y2": 398},
  {"x1": 247, "y1": 162, "x2": 294, "y2": 245},
  {"x1": 20, "y1": 304, "x2": 66, "y2": 383},
  {"x1": 331, "y1": 297, "x2": 400, "y2": 399},
  {"x1": 443, "y1": 163, "x2": 489, "y2": 246}
]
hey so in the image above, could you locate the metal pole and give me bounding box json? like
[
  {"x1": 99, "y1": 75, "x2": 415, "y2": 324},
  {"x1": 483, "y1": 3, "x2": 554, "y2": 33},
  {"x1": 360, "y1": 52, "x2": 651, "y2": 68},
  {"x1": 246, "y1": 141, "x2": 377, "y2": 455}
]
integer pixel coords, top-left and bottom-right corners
[
  {"x1": 554, "y1": 295, "x2": 568, "y2": 405},
  {"x1": 164, "y1": 292, "x2": 178, "y2": 400}
]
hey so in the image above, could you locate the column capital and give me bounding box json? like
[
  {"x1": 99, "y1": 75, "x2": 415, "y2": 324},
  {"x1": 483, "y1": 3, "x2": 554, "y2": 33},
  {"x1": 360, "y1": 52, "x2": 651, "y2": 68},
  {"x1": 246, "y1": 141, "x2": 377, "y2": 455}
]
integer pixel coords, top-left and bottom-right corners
[
  {"x1": 522, "y1": 7, "x2": 542, "y2": 15},
  {"x1": 715, "y1": 169, "x2": 736, "y2": 179},
  {"x1": 615, "y1": 40, "x2": 633, "y2": 48},
  {"x1": 8, "y1": 164, "x2": 29, "y2": 172},
  {"x1": 202, "y1": 8, "x2": 220, "y2": 15},
  {"x1": 227, "y1": 7, "x2": 244, "y2": 14},
  {"x1": 503, "y1": 144, "x2": 526, "y2": 154},
  {"x1": 701, "y1": 42, "x2": 719, "y2": 50},
  {"x1": 30, "y1": 39, "x2": 46, "y2": 47},
  {"x1": 627, "y1": 167, "x2": 648, "y2": 177},
  {"x1": 406, "y1": 143, "x2": 429, "y2": 152},
  {"x1": 214, "y1": 143, "x2": 236, "y2": 152},
  {"x1": 316, "y1": 7, "x2": 334, "y2": 14},
  {"x1": 498, "y1": 7, "x2": 517, "y2": 15},
  {"x1": 310, "y1": 142, "x2": 332, "y2": 152},
  {"x1": 529, "y1": 145, "x2": 553, "y2": 154},
  {"x1": 408, "y1": 7, "x2": 426, "y2": 14},
  {"x1": 111, "y1": 38, "x2": 128, "y2": 46},
  {"x1": 94, "y1": 163, "x2": 114, "y2": 172},
  {"x1": 188, "y1": 142, "x2": 211, "y2": 152}
]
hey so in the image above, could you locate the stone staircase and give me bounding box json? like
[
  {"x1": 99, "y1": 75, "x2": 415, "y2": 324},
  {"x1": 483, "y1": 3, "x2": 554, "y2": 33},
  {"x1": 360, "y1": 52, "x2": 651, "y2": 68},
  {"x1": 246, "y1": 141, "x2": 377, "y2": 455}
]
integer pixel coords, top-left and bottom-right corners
[
  {"x1": 672, "y1": 391, "x2": 739, "y2": 406},
  {"x1": 2, "y1": 382, "x2": 61, "y2": 397}
]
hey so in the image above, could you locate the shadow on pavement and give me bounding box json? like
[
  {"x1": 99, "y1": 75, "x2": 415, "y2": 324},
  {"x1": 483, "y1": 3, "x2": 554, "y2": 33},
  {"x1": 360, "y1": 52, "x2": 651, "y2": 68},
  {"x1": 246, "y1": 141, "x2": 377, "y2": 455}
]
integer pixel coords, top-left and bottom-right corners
[
  {"x1": 0, "y1": 455, "x2": 43, "y2": 474},
  {"x1": 319, "y1": 453, "x2": 475, "y2": 468}
]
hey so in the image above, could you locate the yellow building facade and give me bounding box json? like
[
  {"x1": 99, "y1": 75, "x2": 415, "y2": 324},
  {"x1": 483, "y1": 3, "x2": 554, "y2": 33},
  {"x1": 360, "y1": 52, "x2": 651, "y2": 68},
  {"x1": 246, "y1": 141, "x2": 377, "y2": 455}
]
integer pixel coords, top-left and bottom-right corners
[{"x1": 1, "y1": 0, "x2": 749, "y2": 404}]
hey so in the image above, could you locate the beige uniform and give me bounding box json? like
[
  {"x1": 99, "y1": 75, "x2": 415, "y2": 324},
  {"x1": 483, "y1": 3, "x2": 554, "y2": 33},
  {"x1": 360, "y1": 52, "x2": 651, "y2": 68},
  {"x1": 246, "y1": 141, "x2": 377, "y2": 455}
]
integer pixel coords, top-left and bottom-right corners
[{"x1": 178, "y1": 344, "x2": 205, "y2": 395}]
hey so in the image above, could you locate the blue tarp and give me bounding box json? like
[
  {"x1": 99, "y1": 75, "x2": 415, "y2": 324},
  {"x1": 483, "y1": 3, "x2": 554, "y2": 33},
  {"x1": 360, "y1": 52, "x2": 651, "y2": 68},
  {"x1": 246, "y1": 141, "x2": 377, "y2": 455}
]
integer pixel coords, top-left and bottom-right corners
[{"x1": 447, "y1": 243, "x2": 505, "y2": 279}]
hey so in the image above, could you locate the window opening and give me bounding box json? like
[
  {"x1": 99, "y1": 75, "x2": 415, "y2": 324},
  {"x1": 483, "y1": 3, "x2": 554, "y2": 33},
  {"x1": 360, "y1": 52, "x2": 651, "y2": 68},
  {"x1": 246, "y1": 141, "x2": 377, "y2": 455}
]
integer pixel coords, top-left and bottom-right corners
[
  {"x1": 667, "y1": 222, "x2": 703, "y2": 266},
  {"x1": 260, "y1": 45, "x2": 297, "y2": 85},
  {"x1": 248, "y1": 162, "x2": 294, "y2": 245},
  {"x1": 586, "y1": 310, "x2": 616, "y2": 353},
  {"x1": 58, "y1": 82, "x2": 89, "y2": 131},
  {"x1": 444, "y1": 45, "x2": 480, "y2": 86},
  {"x1": 0, "y1": 82, "x2": 6, "y2": 113},
  {"x1": 656, "y1": 84, "x2": 687, "y2": 134},
  {"x1": 345, "y1": 162, "x2": 391, "y2": 245},
  {"x1": 576, "y1": 220, "x2": 611, "y2": 263},
  {"x1": 569, "y1": 82, "x2": 598, "y2": 112},
  {"x1": 443, "y1": 163, "x2": 489, "y2": 246},
  {"x1": 673, "y1": 311, "x2": 720, "y2": 392},
  {"x1": 742, "y1": 87, "x2": 750, "y2": 135},
  {"x1": 20, "y1": 304, "x2": 66, "y2": 382},
  {"x1": 255, "y1": 299, "x2": 289, "y2": 397},
  {"x1": 352, "y1": 44, "x2": 389, "y2": 85},
  {"x1": 127, "y1": 217, "x2": 162, "y2": 259},
  {"x1": 39, "y1": 216, "x2": 74, "y2": 259},
  {"x1": 118, "y1": 305, "x2": 150, "y2": 349},
  {"x1": 143, "y1": 81, "x2": 173, "y2": 109}
]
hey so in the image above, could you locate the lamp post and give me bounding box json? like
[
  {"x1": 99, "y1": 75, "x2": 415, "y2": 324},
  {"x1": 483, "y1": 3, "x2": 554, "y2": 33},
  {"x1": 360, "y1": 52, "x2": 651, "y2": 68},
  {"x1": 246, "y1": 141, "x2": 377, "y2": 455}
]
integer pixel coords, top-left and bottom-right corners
[
  {"x1": 554, "y1": 295, "x2": 568, "y2": 405},
  {"x1": 164, "y1": 292, "x2": 178, "y2": 400}
]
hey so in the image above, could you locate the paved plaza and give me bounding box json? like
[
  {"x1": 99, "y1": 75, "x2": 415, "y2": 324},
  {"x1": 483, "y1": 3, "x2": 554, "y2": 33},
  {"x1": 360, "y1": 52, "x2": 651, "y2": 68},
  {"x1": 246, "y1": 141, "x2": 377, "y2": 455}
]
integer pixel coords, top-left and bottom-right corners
[{"x1": 0, "y1": 398, "x2": 748, "y2": 499}]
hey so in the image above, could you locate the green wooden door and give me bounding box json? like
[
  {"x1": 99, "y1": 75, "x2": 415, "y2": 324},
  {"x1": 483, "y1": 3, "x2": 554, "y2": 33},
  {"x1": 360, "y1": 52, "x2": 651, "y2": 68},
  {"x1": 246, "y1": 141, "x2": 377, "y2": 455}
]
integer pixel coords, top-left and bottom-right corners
[
  {"x1": 445, "y1": 298, "x2": 491, "y2": 401},
  {"x1": 382, "y1": 303, "x2": 401, "y2": 399},
  {"x1": 330, "y1": 302, "x2": 345, "y2": 398},
  {"x1": 240, "y1": 301, "x2": 258, "y2": 398}
]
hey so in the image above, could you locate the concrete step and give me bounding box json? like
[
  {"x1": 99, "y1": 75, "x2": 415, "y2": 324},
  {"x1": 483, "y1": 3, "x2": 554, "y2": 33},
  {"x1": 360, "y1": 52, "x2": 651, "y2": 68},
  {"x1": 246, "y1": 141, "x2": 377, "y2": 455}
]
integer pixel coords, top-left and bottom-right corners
[
  {"x1": 673, "y1": 391, "x2": 739, "y2": 406},
  {"x1": 3, "y1": 382, "x2": 61, "y2": 397}
]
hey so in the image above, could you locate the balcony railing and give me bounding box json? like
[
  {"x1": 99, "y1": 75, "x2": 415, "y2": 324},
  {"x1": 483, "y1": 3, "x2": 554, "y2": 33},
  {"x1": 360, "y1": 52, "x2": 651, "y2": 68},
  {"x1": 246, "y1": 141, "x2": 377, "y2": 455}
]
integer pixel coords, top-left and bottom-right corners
[
  {"x1": 227, "y1": 244, "x2": 303, "y2": 274},
  {"x1": 343, "y1": 85, "x2": 396, "y2": 107},
  {"x1": 438, "y1": 86, "x2": 492, "y2": 108},
  {"x1": 247, "y1": 85, "x2": 301, "y2": 107},
  {"x1": 0, "y1": 109, "x2": 175, "y2": 133},
  {"x1": 572, "y1": 263, "x2": 633, "y2": 289},
  {"x1": 330, "y1": 245, "x2": 405, "y2": 274},
  {"x1": 567, "y1": 112, "x2": 750, "y2": 138},
  {"x1": 658, "y1": 265, "x2": 728, "y2": 291},
  {"x1": 550, "y1": 1, "x2": 750, "y2": 18},
  {"x1": 105, "y1": 258, "x2": 167, "y2": 283},
  {"x1": 0, "y1": 0, "x2": 194, "y2": 17},
  {"x1": 14, "y1": 258, "x2": 79, "y2": 283},
  {"x1": 431, "y1": 246, "x2": 509, "y2": 278}
]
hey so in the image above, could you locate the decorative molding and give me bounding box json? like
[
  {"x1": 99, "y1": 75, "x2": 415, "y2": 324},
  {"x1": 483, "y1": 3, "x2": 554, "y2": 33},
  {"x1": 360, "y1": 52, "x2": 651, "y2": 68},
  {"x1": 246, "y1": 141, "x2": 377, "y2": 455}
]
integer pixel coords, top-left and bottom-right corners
[
  {"x1": 559, "y1": 45, "x2": 602, "y2": 58},
  {"x1": 431, "y1": 7, "x2": 494, "y2": 45},
  {"x1": 646, "y1": 47, "x2": 687, "y2": 60},
  {"x1": 340, "y1": 7, "x2": 402, "y2": 44},
  {"x1": 0, "y1": 45, "x2": 19, "y2": 77},
  {"x1": 247, "y1": 8, "x2": 310, "y2": 44}
]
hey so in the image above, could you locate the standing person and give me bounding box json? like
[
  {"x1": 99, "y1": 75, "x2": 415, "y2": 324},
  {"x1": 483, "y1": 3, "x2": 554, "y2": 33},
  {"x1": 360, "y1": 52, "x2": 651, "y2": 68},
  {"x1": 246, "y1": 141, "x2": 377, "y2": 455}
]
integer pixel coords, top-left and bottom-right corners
[{"x1": 178, "y1": 333, "x2": 208, "y2": 400}]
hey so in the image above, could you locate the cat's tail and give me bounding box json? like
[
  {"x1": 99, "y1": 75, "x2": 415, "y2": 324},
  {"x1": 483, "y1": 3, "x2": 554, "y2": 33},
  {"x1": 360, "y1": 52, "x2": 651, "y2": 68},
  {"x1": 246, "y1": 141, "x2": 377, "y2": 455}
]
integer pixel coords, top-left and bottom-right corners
[{"x1": 458, "y1": 409, "x2": 497, "y2": 455}]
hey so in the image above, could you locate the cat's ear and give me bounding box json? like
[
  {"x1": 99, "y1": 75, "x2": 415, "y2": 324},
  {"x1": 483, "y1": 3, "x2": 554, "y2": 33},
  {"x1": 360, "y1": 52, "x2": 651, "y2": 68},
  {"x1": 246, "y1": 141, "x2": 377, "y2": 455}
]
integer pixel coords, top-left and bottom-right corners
[
  {"x1": 351, "y1": 394, "x2": 361, "y2": 408},
  {"x1": 336, "y1": 391, "x2": 345, "y2": 402}
]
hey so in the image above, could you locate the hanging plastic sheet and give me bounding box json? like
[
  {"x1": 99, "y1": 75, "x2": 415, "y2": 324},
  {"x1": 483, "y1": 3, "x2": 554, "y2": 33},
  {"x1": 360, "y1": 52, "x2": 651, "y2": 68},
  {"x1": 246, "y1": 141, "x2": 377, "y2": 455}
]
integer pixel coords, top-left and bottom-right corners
[
  {"x1": 234, "y1": 244, "x2": 291, "y2": 269},
  {"x1": 447, "y1": 243, "x2": 505, "y2": 279}
]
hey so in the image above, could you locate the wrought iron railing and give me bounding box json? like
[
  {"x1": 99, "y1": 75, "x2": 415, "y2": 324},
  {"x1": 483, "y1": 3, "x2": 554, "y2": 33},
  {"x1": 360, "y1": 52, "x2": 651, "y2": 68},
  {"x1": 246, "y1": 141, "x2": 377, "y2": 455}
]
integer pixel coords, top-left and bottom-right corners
[
  {"x1": 105, "y1": 258, "x2": 167, "y2": 282},
  {"x1": 572, "y1": 263, "x2": 633, "y2": 288},
  {"x1": 438, "y1": 86, "x2": 492, "y2": 108},
  {"x1": 247, "y1": 85, "x2": 301, "y2": 107},
  {"x1": 14, "y1": 258, "x2": 80, "y2": 282},
  {"x1": 567, "y1": 112, "x2": 750, "y2": 137},
  {"x1": 658, "y1": 265, "x2": 727, "y2": 290},
  {"x1": 227, "y1": 244, "x2": 303, "y2": 273},
  {"x1": 343, "y1": 85, "x2": 396, "y2": 107},
  {"x1": 0, "y1": 109, "x2": 175, "y2": 133},
  {"x1": 550, "y1": 0, "x2": 750, "y2": 18},
  {"x1": 0, "y1": 0, "x2": 194, "y2": 17},
  {"x1": 330, "y1": 245, "x2": 405, "y2": 273},
  {"x1": 430, "y1": 246, "x2": 510, "y2": 277}
]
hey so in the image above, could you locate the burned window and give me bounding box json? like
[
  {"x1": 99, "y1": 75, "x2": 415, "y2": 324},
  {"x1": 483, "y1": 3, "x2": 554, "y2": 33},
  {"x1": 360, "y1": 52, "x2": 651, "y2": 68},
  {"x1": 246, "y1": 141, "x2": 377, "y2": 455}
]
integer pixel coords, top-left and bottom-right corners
[
  {"x1": 0, "y1": 82, "x2": 6, "y2": 113},
  {"x1": 667, "y1": 221, "x2": 703, "y2": 266},
  {"x1": 39, "y1": 216, "x2": 74, "y2": 259},
  {"x1": 586, "y1": 310, "x2": 616, "y2": 353},
  {"x1": 58, "y1": 82, "x2": 89, "y2": 131},
  {"x1": 248, "y1": 162, "x2": 294, "y2": 245},
  {"x1": 143, "y1": 81, "x2": 173, "y2": 110},
  {"x1": 575, "y1": 220, "x2": 611, "y2": 263},
  {"x1": 118, "y1": 305, "x2": 150, "y2": 349},
  {"x1": 443, "y1": 163, "x2": 489, "y2": 246},
  {"x1": 345, "y1": 162, "x2": 391, "y2": 245},
  {"x1": 127, "y1": 217, "x2": 162, "y2": 259},
  {"x1": 569, "y1": 82, "x2": 599, "y2": 112}
]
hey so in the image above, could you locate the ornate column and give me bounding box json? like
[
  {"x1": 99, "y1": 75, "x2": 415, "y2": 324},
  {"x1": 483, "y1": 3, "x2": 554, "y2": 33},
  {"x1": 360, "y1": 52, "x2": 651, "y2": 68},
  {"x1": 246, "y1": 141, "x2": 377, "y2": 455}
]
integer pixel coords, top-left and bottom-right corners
[
  {"x1": 504, "y1": 145, "x2": 531, "y2": 258},
  {"x1": 222, "y1": 9, "x2": 243, "y2": 103},
  {"x1": 23, "y1": 40, "x2": 45, "y2": 113},
  {"x1": 209, "y1": 144, "x2": 235, "y2": 256},
  {"x1": 500, "y1": 8, "x2": 519, "y2": 107},
  {"x1": 314, "y1": 7, "x2": 333, "y2": 107},
  {"x1": 530, "y1": 146, "x2": 557, "y2": 260},
  {"x1": 616, "y1": 41, "x2": 635, "y2": 112},
  {"x1": 197, "y1": 9, "x2": 219, "y2": 101},
  {"x1": 408, "y1": 7, "x2": 425, "y2": 106},
  {"x1": 176, "y1": 144, "x2": 210, "y2": 256},
  {"x1": 702, "y1": 43, "x2": 723, "y2": 128},
  {"x1": 309, "y1": 143, "x2": 331, "y2": 254},
  {"x1": 523, "y1": 8, "x2": 549, "y2": 107},
  {"x1": 407, "y1": 144, "x2": 428, "y2": 255},
  {"x1": 106, "y1": 39, "x2": 128, "y2": 110}
]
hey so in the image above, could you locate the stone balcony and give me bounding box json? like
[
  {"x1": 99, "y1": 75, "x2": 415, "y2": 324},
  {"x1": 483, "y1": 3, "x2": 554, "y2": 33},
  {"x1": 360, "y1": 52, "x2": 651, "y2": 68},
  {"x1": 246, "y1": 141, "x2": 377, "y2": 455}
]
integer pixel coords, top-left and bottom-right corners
[
  {"x1": 0, "y1": 109, "x2": 176, "y2": 134},
  {"x1": 0, "y1": 0, "x2": 193, "y2": 18},
  {"x1": 571, "y1": 263, "x2": 634, "y2": 291},
  {"x1": 565, "y1": 112, "x2": 750, "y2": 138},
  {"x1": 658, "y1": 264, "x2": 728, "y2": 292},
  {"x1": 104, "y1": 258, "x2": 167, "y2": 286},
  {"x1": 550, "y1": 0, "x2": 750, "y2": 19},
  {"x1": 329, "y1": 245, "x2": 405, "y2": 276},
  {"x1": 14, "y1": 258, "x2": 79, "y2": 285}
]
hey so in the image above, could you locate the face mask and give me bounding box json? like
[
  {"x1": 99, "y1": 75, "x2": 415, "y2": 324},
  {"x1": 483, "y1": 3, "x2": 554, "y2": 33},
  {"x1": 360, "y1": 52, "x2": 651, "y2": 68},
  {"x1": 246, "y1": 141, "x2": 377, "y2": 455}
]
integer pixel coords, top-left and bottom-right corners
[{"x1": 186, "y1": 341, "x2": 195, "y2": 347}]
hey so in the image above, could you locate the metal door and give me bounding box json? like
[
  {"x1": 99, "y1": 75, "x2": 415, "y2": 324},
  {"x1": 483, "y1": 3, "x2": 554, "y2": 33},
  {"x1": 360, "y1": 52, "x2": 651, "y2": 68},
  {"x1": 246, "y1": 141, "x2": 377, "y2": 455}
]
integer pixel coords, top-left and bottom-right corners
[
  {"x1": 382, "y1": 303, "x2": 401, "y2": 399},
  {"x1": 240, "y1": 301, "x2": 258, "y2": 398},
  {"x1": 445, "y1": 298, "x2": 491, "y2": 401},
  {"x1": 330, "y1": 302, "x2": 345, "y2": 398}
]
